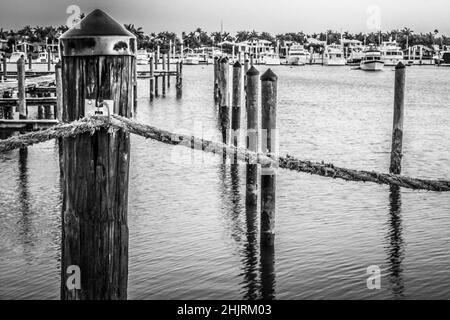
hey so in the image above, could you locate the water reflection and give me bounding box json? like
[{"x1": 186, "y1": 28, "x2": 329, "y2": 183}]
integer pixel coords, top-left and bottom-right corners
[
  {"x1": 17, "y1": 147, "x2": 35, "y2": 262},
  {"x1": 386, "y1": 185, "x2": 405, "y2": 298}
]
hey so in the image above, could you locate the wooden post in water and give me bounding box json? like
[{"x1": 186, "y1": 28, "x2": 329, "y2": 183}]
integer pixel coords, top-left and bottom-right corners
[
  {"x1": 2, "y1": 53, "x2": 6, "y2": 82},
  {"x1": 167, "y1": 49, "x2": 171, "y2": 88},
  {"x1": 231, "y1": 61, "x2": 242, "y2": 159},
  {"x1": 17, "y1": 56, "x2": 27, "y2": 119},
  {"x1": 47, "y1": 47, "x2": 51, "y2": 71},
  {"x1": 218, "y1": 57, "x2": 230, "y2": 145},
  {"x1": 59, "y1": 9, "x2": 134, "y2": 300},
  {"x1": 390, "y1": 62, "x2": 406, "y2": 175},
  {"x1": 55, "y1": 62, "x2": 63, "y2": 121},
  {"x1": 246, "y1": 66, "x2": 259, "y2": 207},
  {"x1": 260, "y1": 68, "x2": 277, "y2": 247},
  {"x1": 162, "y1": 54, "x2": 166, "y2": 96},
  {"x1": 28, "y1": 53, "x2": 32, "y2": 70},
  {"x1": 214, "y1": 56, "x2": 219, "y2": 104},
  {"x1": 149, "y1": 54, "x2": 154, "y2": 100}
]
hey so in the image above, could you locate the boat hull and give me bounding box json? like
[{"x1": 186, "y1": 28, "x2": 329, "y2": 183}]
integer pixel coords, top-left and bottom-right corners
[
  {"x1": 287, "y1": 56, "x2": 307, "y2": 65},
  {"x1": 360, "y1": 60, "x2": 384, "y2": 71}
]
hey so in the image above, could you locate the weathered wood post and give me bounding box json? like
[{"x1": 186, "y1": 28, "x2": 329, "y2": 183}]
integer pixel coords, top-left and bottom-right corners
[
  {"x1": 149, "y1": 54, "x2": 154, "y2": 100},
  {"x1": 133, "y1": 57, "x2": 138, "y2": 111},
  {"x1": 44, "y1": 92, "x2": 53, "y2": 119},
  {"x1": 246, "y1": 66, "x2": 259, "y2": 207},
  {"x1": 28, "y1": 52, "x2": 32, "y2": 70},
  {"x1": 260, "y1": 68, "x2": 277, "y2": 247},
  {"x1": 17, "y1": 56, "x2": 27, "y2": 119},
  {"x1": 250, "y1": 54, "x2": 254, "y2": 67},
  {"x1": 55, "y1": 61, "x2": 63, "y2": 121},
  {"x1": 1, "y1": 53, "x2": 6, "y2": 82},
  {"x1": 231, "y1": 61, "x2": 242, "y2": 161},
  {"x1": 47, "y1": 47, "x2": 51, "y2": 71},
  {"x1": 218, "y1": 57, "x2": 230, "y2": 145},
  {"x1": 162, "y1": 54, "x2": 166, "y2": 96},
  {"x1": 213, "y1": 56, "x2": 219, "y2": 104},
  {"x1": 390, "y1": 62, "x2": 406, "y2": 175},
  {"x1": 59, "y1": 9, "x2": 135, "y2": 300},
  {"x1": 167, "y1": 49, "x2": 171, "y2": 88}
]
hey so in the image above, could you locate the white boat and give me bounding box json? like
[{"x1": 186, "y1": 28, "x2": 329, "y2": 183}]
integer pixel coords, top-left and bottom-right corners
[
  {"x1": 379, "y1": 40, "x2": 405, "y2": 66},
  {"x1": 287, "y1": 45, "x2": 310, "y2": 65},
  {"x1": 183, "y1": 53, "x2": 200, "y2": 65},
  {"x1": 32, "y1": 51, "x2": 48, "y2": 63},
  {"x1": 136, "y1": 50, "x2": 149, "y2": 65},
  {"x1": 324, "y1": 44, "x2": 346, "y2": 66},
  {"x1": 261, "y1": 52, "x2": 281, "y2": 65},
  {"x1": 8, "y1": 51, "x2": 26, "y2": 63},
  {"x1": 439, "y1": 49, "x2": 450, "y2": 66},
  {"x1": 360, "y1": 48, "x2": 384, "y2": 71}
]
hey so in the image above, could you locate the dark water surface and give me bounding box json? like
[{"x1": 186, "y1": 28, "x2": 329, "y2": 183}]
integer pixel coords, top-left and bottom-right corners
[{"x1": 1, "y1": 65, "x2": 449, "y2": 299}]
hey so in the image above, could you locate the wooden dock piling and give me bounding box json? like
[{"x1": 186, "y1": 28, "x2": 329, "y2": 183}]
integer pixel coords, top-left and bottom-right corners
[
  {"x1": 162, "y1": 54, "x2": 167, "y2": 96},
  {"x1": 246, "y1": 66, "x2": 259, "y2": 207},
  {"x1": 47, "y1": 47, "x2": 51, "y2": 71},
  {"x1": 167, "y1": 51, "x2": 171, "y2": 88},
  {"x1": 149, "y1": 55, "x2": 154, "y2": 100},
  {"x1": 2, "y1": 54, "x2": 7, "y2": 82},
  {"x1": 390, "y1": 62, "x2": 406, "y2": 175},
  {"x1": 28, "y1": 53, "x2": 32, "y2": 70},
  {"x1": 55, "y1": 62, "x2": 62, "y2": 121},
  {"x1": 218, "y1": 57, "x2": 230, "y2": 145},
  {"x1": 231, "y1": 61, "x2": 242, "y2": 160},
  {"x1": 59, "y1": 9, "x2": 134, "y2": 300},
  {"x1": 260, "y1": 68, "x2": 278, "y2": 247},
  {"x1": 214, "y1": 57, "x2": 219, "y2": 104},
  {"x1": 17, "y1": 56, "x2": 27, "y2": 119}
]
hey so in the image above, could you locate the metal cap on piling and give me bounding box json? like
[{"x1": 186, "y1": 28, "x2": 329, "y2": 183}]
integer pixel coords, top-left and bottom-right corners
[
  {"x1": 233, "y1": 60, "x2": 242, "y2": 68},
  {"x1": 59, "y1": 9, "x2": 136, "y2": 57}
]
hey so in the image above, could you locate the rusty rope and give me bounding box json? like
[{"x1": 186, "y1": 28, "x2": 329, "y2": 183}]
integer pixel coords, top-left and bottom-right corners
[{"x1": 0, "y1": 114, "x2": 449, "y2": 192}]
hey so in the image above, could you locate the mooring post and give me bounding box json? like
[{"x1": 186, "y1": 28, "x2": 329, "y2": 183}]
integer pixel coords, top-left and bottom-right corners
[
  {"x1": 47, "y1": 47, "x2": 51, "y2": 71},
  {"x1": 17, "y1": 56, "x2": 27, "y2": 119},
  {"x1": 44, "y1": 92, "x2": 53, "y2": 119},
  {"x1": 155, "y1": 75, "x2": 159, "y2": 97},
  {"x1": 59, "y1": 9, "x2": 134, "y2": 300},
  {"x1": 28, "y1": 52, "x2": 32, "y2": 70},
  {"x1": 214, "y1": 56, "x2": 219, "y2": 104},
  {"x1": 167, "y1": 49, "x2": 171, "y2": 88},
  {"x1": 55, "y1": 62, "x2": 62, "y2": 121},
  {"x1": 231, "y1": 61, "x2": 242, "y2": 160},
  {"x1": 390, "y1": 62, "x2": 406, "y2": 175},
  {"x1": 246, "y1": 66, "x2": 259, "y2": 207},
  {"x1": 133, "y1": 57, "x2": 138, "y2": 111},
  {"x1": 1, "y1": 53, "x2": 6, "y2": 82},
  {"x1": 218, "y1": 57, "x2": 230, "y2": 145},
  {"x1": 260, "y1": 68, "x2": 277, "y2": 247},
  {"x1": 250, "y1": 54, "x2": 254, "y2": 67},
  {"x1": 149, "y1": 54, "x2": 154, "y2": 100},
  {"x1": 162, "y1": 54, "x2": 166, "y2": 96}
]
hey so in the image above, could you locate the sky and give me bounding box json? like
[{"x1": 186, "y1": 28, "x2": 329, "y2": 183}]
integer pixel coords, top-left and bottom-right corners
[{"x1": 0, "y1": 0, "x2": 449, "y2": 36}]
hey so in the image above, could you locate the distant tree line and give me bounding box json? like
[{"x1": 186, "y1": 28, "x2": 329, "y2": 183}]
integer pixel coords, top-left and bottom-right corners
[{"x1": 2, "y1": 23, "x2": 450, "y2": 54}]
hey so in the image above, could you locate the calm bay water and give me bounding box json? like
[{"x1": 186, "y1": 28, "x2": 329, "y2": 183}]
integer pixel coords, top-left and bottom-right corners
[{"x1": 0, "y1": 64, "x2": 449, "y2": 299}]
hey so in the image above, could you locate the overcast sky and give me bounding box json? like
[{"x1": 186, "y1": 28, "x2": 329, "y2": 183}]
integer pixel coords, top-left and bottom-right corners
[{"x1": 1, "y1": 0, "x2": 449, "y2": 36}]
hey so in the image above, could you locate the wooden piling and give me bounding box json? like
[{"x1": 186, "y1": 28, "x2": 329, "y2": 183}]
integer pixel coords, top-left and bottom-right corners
[
  {"x1": 17, "y1": 56, "x2": 27, "y2": 119},
  {"x1": 162, "y1": 56, "x2": 166, "y2": 96},
  {"x1": 218, "y1": 57, "x2": 230, "y2": 145},
  {"x1": 55, "y1": 62, "x2": 62, "y2": 121},
  {"x1": 167, "y1": 50, "x2": 170, "y2": 88},
  {"x1": 246, "y1": 66, "x2": 259, "y2": 207},
  {"x1": 260, "y1": 68, "x2": 278, "y2": 247},
  {"x1": 390, "y1": 62, "x2": 406, "y2": 175},
  {"x1": 28, "y1": 53, "x2": 32, "y2": 70},
  {"x1": 149, "y1": 55, "x2": 154, "y2": 100},
  {"x1": 155, "y1": 75, "x2": 159, "y2": 97},
  {"x1": 47, "y1": 47, "x2": 51, "y2": 71},
  {"x1": 59, "y1": 9, "x2": 133, "y2": 300},
  {"x1": 1, "y1": 53, "x2": 6, "y2": 82},
  {"x1": 214, "y1": 56, "x2": 219, "y2": 104},
  {"x1": 231, "y1": 61, "x2": 242, "y2": 158}
]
